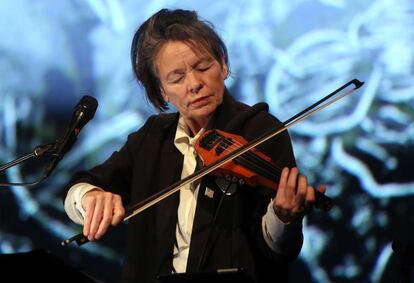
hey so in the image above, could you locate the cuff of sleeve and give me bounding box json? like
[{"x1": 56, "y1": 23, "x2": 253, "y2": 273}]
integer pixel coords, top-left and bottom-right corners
[
  {"x1": 64, "y1": 183, "x2": 102, "y2": 225},
  {"x1": 262, "y1": 200, "x2": 289, "y2": 246},
  {"x1": 262, "y1": 199, "x2": 302, "y2": 254}
]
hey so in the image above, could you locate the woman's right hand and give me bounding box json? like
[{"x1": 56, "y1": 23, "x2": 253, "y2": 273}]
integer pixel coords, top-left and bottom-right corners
[{"x1": 81, "y1": 189, "x2": 125, "y2": 241}]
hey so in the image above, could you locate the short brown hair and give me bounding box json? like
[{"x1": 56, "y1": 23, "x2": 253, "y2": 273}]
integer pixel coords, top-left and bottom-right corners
[{"x1": 131, "y1": 9, "x2": 229, "y2": 112}]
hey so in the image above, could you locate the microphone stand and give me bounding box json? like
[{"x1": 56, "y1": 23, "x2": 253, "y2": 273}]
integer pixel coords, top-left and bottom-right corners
[
  {"x1": 0, "y1": 142, "x2": 57, "y2": 186},
  {"x1": 1, "y1": 95, "x2": 98, "y2": 187}
]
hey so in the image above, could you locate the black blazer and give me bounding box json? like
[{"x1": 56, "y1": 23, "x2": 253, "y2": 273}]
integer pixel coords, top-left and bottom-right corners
[{"x1": 69, "y1": 92, "x2": 302, "y2": 283}]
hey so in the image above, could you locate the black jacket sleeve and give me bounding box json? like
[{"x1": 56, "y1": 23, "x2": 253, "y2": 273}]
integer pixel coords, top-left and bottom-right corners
[{"x1": 67, "y1": 115, "x2": 157, "y2": 204}]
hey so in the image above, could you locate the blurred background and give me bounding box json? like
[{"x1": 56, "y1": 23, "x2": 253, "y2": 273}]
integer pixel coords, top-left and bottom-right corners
[{"x1": 1, "y1": 0, "x2": 413, "y2": 282}]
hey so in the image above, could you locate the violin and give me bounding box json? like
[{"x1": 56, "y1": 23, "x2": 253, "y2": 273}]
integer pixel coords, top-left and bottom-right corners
[
  {"x1": 195, "y1": 129, "x2": 332, "y2": 210},
  {"x1": 61, "y1": 78, "x2": 364, "y2": 247}
]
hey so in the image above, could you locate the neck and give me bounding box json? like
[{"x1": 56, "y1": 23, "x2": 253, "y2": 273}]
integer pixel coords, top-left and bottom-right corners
[
  {"x1": 184, "y1": 115, "x2": 211, "y2": 137},
  {"x1": 184, "y1": 119, "x2": 208, "y2": 137}
]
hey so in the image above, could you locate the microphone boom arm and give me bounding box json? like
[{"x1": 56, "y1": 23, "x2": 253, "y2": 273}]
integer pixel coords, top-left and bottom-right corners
[{"x1": 0, "y1": 142, "x2": 56, "y2": 186}]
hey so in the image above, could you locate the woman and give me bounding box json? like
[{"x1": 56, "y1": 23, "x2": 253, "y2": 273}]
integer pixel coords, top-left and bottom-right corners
[{"x1": 64, "y1": 8, "x2": 325, "y2": 283}]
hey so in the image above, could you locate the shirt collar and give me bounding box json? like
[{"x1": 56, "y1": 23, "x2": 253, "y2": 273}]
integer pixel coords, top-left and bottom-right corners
[{"x1": 174, "y1": 116, "x2": 205, "y2": 155}]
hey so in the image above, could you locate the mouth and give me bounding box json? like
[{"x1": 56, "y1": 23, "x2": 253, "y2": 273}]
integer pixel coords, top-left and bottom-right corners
[{"x1": 190, "y1": 95, "x2": 211, "y2": 107}]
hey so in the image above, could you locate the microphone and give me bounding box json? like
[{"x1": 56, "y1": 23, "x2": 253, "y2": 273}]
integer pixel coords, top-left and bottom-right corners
[{"x1": 43, "y1": 95, "x2": 98, "y2": 178}]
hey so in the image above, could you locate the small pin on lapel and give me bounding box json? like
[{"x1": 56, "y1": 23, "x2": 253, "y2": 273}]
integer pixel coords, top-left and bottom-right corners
[{"x1": 204, "y1": 187, "x2": 214, "y2": 199}]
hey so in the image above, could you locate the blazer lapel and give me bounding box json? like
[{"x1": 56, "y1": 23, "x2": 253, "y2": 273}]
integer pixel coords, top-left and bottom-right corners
[{"x1": 153, "y1": 114, "x2": 183, "y2": 274}]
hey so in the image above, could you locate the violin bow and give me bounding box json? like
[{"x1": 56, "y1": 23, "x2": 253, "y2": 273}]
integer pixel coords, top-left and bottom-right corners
[{"x1": 61, "y1": 78, "x2": 364, "y2": 246}]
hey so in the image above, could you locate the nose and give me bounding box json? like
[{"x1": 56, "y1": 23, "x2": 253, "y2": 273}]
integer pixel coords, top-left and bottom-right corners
[{"x1": 187, "y1": 72, "x2": 203, "y2": 94}]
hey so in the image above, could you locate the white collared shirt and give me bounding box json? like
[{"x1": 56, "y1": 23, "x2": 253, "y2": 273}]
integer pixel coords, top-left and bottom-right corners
[{"x1": 171, "y1": 116, "x2": 204, "y2": 272}]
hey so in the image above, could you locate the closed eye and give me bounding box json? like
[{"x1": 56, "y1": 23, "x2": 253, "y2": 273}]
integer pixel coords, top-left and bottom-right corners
[
  {"x1": 167, "y1": 71, "x2": 185, "y2": 84},
  {"x1": 194, "y1": 59, "x2": 213, "y2": 72},
  {"x1": 196, "y1": 65, "x2": 212, "y2": 72},
  {"x1": 170, "y1": 76, "x2": 184, "y2": 84}
]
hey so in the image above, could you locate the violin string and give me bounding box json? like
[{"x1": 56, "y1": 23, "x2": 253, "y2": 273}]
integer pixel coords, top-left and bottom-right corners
[
  {"x1": 235, "y1": 152, "x2": 280, "y2": 181},
  {"x1": 214, "y1": 135, "x2": 284, "y2": 174},
  {"x1": 209, "y1": 135, "x2": 283, "y2": 181}
]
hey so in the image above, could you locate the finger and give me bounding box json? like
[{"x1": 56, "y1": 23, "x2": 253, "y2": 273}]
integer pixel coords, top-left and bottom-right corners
[
  {"x1": 95, "y1": 193, "x2": 114, "y2": 239},
  {"x1": 111, "y1": 195, "x2": 125, "y2": 226},
  {"x1": 276, "y1": 167, "x2": 290, "y2": 198},
  {"x1": 305, "y1": 185, "x2": 316, "y2": 203},
  {"x1": 89, "y1": 197, "x2": 104, "y2": 241},
  {"x1": 294, "y1": 175, "x2": 308, "y2": 210},
  {"x1": 82, "y1": 197, "x2": 96, "y2": 237},
  {"x1": 285, "y1": 167, "x2": 299, "y2": 200}
]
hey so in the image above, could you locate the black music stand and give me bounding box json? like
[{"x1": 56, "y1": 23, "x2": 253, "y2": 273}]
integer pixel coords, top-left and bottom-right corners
[
  {"x1": 0, "y1": 249, "x2": 98, "y2": 283},
  {"x1": 157, "y1": 268, "x2": 254, "y2": 283}
]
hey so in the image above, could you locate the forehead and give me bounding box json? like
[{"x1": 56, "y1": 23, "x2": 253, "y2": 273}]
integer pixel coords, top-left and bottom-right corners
[{"x1": 155, "y1": 41, "x2": 213, "y2": 71}]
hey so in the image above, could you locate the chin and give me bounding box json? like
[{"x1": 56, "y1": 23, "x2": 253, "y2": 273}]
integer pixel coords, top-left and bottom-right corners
[{"x1": 197, "y1": 103, "x2": 218, "y2": 116}]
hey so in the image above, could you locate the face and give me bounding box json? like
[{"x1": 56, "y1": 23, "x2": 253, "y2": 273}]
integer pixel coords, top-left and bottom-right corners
[{"x1": 155, "y1": 41, "x2": 228, "y2": 131}]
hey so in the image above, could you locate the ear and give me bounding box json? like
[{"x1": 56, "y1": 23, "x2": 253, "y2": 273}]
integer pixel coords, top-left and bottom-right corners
[
  {"x1": 160, "y1": 88, "x2": 169, "y2": 102},
  {"x1": 222, "y1": 64, "x2": 228, "y2": 79}
]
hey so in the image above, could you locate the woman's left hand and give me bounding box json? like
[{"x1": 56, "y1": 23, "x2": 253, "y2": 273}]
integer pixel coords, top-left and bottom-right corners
[{"x1": 273, "y1": 167, "x2": 326, "y2": 223}]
